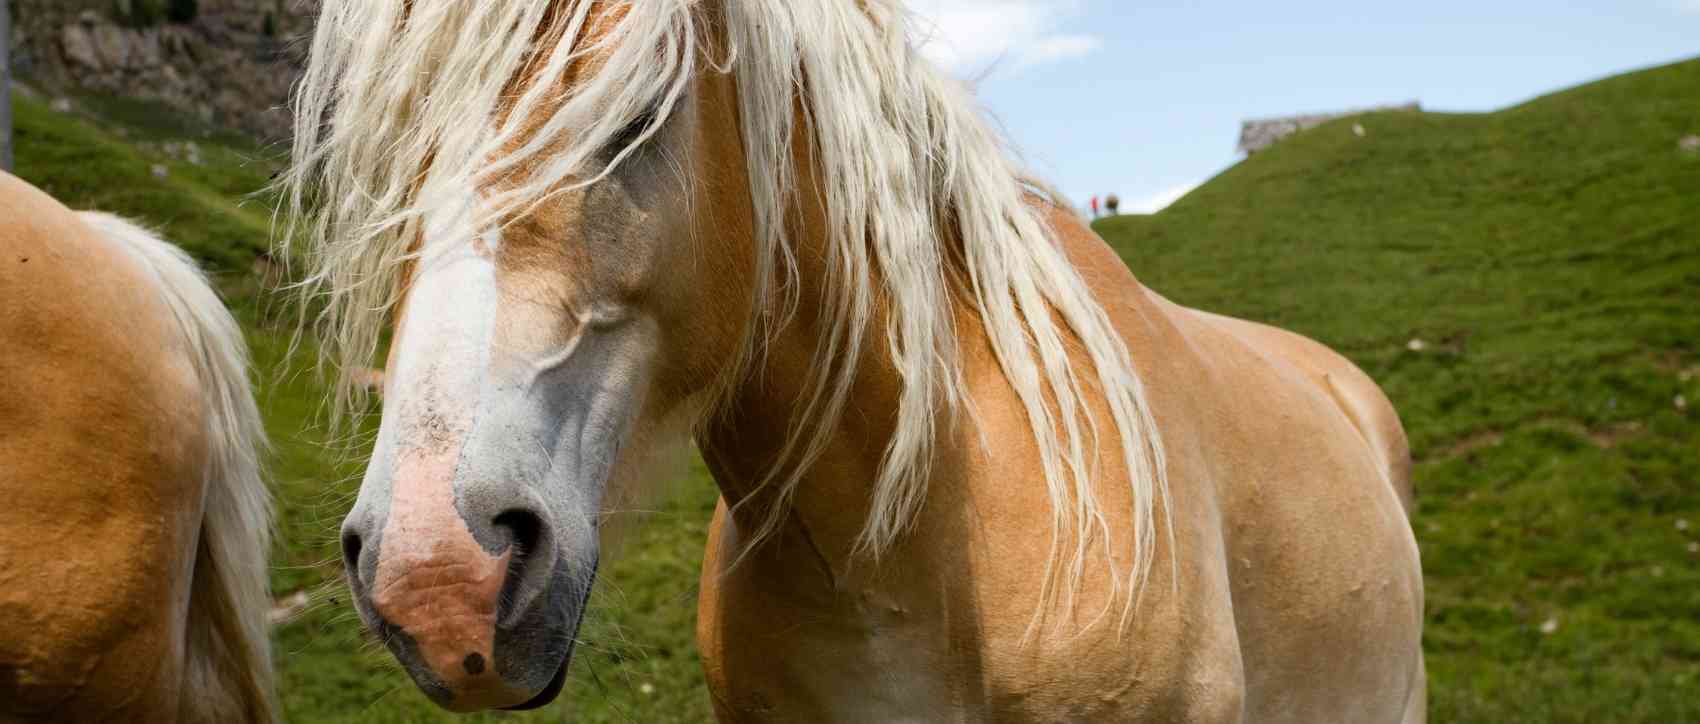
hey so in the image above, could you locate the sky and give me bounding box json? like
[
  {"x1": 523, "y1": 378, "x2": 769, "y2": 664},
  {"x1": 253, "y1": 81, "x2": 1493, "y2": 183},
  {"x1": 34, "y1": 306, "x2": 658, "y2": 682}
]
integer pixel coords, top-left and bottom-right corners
[{"x1": 906, "y1": 0, "x2": 1700, "y2": 213}]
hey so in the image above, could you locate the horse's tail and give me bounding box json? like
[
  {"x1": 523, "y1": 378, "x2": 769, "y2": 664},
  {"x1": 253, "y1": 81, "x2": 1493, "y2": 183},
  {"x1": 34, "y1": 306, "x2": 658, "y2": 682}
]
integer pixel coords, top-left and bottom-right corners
[{"x1": 78, "y1": 213, "x2": 278, "y2": 724}]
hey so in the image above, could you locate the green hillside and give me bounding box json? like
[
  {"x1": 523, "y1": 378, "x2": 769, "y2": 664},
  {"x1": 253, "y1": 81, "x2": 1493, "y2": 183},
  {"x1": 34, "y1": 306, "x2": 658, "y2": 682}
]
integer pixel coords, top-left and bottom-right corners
[
  {"x1": 7, "y1": 54, "x2": 1698, "y2": 722},
  {"x1": 1099, "y1": 57, "x2": 1700, "y2": 722}
]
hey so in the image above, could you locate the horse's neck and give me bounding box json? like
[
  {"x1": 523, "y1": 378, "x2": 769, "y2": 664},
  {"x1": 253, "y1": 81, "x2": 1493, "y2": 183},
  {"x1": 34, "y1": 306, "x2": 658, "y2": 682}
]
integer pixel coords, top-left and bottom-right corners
[
  {"x1": 698, "y1": 295, "x2": 910, "y2": 580},
  {"x1": 695, "y1": 193, "x2": 987, "y2": 586}
]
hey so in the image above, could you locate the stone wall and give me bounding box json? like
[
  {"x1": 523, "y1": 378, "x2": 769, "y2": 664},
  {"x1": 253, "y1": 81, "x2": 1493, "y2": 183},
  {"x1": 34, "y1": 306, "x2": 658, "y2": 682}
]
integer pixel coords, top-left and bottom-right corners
[
  {"x1": 6, "y1": 0, "x2": 318, "y2": 141},
  {"x1": 1238, "y1": 101, "x2": 1422, "y2": 155}
]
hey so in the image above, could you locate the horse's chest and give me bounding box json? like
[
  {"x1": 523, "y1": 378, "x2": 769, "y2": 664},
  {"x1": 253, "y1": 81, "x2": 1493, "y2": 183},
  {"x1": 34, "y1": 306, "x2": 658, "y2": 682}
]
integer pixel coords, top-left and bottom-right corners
[
  {"x1": 700, "y1": 586, "x2": 1214, "y2": 722},
  {"x1": 704, "y1": 589, "x2": 971, "y2": 722}
]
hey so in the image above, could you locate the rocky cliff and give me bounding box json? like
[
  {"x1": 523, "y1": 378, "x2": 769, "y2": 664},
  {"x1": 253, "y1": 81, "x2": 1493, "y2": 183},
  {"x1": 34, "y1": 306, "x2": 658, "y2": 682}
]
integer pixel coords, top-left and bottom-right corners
[{"x1": 7, "y1": 0, "x2": 317, "y2": 141}]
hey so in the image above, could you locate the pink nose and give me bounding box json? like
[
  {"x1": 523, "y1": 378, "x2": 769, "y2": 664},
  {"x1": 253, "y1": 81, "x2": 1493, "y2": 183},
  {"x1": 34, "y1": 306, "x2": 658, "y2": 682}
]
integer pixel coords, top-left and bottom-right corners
[
  {"x1": 371, "y1": 542, "x2": 512, "y2": 702},
  {"x1": 364, "y1": 450, "x2": 534, "y2": 710}
]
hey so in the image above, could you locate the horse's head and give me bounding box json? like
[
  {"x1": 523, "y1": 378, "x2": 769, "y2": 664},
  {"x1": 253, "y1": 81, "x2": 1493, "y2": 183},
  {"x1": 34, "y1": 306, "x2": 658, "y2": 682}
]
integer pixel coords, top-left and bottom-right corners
[
  {"x1": 325, "y1": 1, "x2": 751, "y2": 711},
  {"x1": 297, "y1": 0, "x2": 1146, "y2": 712}
]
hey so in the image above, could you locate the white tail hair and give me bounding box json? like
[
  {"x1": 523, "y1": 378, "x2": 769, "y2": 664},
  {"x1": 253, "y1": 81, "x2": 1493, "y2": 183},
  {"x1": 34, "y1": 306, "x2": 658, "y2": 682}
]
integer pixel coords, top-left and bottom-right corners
[
  {"x1": 282, "y1": 0, "x2": 1169, "y2": 628},
  {"x1": 81, "y1": 213, "x2": 278, "y2": 724}
]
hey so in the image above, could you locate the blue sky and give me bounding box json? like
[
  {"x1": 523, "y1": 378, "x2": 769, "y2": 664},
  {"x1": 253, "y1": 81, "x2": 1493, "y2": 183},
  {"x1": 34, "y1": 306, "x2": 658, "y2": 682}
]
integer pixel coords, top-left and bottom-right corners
[{"x1": 909, "y1": 1, "x2": 1700, "y2": 212}]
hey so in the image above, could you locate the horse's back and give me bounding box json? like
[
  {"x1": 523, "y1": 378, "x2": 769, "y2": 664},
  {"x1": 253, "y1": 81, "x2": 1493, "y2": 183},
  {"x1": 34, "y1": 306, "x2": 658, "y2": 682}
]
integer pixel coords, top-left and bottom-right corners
[
  {"x1": 1190, "y1": 309, "x2": 1415, "y2": 513},
  {"x1": 0, "y1": 173, "x2": 210, "y2": 721}
]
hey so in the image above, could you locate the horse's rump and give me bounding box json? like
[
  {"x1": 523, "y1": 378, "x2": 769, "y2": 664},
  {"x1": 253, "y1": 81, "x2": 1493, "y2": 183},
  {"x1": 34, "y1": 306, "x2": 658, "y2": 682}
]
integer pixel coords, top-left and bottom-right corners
[
  {"x1": 1190, "y1": 309, "x2": 1414, "y2": 513},
  {"x1": 0, "y1": 175, "x2": 274, "y2": 723}
]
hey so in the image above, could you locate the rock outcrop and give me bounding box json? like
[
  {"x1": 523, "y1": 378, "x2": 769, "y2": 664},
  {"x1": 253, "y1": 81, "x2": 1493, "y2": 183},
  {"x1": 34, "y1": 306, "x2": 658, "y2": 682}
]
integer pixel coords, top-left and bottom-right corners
[
  {"x1": 1237, "y1": 101, "x2": 1422, "y2": 155},
  {"x1": 7, "y1": 0, "x2": 318, "y2": 141}
]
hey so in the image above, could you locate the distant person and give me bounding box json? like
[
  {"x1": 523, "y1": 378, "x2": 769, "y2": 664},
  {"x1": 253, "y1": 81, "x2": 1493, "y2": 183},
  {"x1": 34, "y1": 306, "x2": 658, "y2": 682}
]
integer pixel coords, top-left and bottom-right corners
[
  {"x1": 1089, "y1": 195, "x2": 1100, "y2": 218},
  {"x1": 1105, "y1": 194, "x2": 1121, "y2": 216}
]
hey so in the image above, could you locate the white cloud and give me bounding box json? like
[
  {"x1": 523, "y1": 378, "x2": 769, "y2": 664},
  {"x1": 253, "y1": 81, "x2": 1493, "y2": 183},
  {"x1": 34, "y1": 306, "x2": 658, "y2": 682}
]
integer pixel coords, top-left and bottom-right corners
[
  {"x1": 1017, "y1": 34, "x2": 1103, "y2": 68},
  {"x1": 1125, "y1": 182, "x2": 1199, "y2": 215},
  {"x1": 909, "y1": 1, "x2": 1102, "y2": 75}
]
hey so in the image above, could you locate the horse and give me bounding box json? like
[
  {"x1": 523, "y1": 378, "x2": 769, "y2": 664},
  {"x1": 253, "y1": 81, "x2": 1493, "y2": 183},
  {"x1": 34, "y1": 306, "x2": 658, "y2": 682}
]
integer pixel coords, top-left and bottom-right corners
[
  {"x1": 281, "y1": 1, "x2": 1424, "y2": 720},
  {"x1": 0, "y1": 173, "x2": 277, "y2": 723}
]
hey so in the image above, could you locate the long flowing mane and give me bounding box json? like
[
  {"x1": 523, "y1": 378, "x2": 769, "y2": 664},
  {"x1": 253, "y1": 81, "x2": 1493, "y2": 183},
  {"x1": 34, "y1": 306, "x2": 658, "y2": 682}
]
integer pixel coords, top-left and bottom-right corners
[
  {"x1": 282, "y1": 0, "x2": 1169, "y2": 621},
  {"x1": 82, "y1": 213, "x2": 277, "y2": 724}
]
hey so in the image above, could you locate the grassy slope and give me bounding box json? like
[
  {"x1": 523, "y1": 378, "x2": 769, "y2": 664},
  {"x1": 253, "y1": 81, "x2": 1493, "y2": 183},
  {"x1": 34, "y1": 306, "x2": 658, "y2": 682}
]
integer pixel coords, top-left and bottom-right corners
[
  {"x1": 1097, "y1": 58, "x2": 1700, "y2": 722},
  {"x1": 10, "y1": 55, "x2": 1697, "y2": 722}
]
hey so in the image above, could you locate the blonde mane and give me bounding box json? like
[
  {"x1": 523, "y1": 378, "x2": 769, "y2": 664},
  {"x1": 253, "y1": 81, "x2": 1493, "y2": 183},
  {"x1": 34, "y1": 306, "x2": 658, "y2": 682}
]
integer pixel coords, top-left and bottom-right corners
[
  {"x1": 282, "y1": 0, "x2": 1169, "y2": 623},
  {"x1": 82, "y1": 213, "x2": 277, "y2": 724}
]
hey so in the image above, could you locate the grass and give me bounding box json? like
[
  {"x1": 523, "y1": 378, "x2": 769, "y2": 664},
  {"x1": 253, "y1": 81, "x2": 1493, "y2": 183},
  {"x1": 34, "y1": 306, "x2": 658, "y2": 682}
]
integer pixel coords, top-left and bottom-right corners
[
  {"x1": 8, "y1": 54, "x2": 1699, "y2": 722},
  {"x1": 1097, "y1": 57, "x2": 1700, "y2": 722}
]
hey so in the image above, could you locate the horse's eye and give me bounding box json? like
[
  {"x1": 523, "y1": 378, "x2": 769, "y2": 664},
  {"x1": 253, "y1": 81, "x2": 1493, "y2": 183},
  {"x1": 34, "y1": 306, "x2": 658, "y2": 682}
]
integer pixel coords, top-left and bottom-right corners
[{"x1": 611, "y1": 105, "x2": 661, "y2": 151}]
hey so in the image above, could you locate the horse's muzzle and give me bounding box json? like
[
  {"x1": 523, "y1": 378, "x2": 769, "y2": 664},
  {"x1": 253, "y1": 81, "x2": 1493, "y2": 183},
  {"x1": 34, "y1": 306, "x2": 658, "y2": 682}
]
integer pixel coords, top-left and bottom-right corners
[{"x1": 341, "y1": 491, "x2": 596, "y2": 711}]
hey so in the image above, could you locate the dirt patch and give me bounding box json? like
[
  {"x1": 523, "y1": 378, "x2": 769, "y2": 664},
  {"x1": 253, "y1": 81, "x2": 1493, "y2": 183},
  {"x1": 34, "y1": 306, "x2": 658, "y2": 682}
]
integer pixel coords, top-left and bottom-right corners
[
  {"x1": 1530, "y1": 416, "x2": 1645, "y2": 448},
  {"x1": 1650, "y1": 350, "x2": 1697, "y2": 378},
  {"x1": 1424, "y1": 430, "x2": 1504, "y2": 462},
  {"x1": 251, "y1": 252, "x2": 285, "y2": 290},
  {"x1": 1530, "y1": 415, "x2": 1647, "y2": 450},
  {"x1": 268, "y1": 590, "x2": 311, "y2": 627},
  {"x1": 1422, "y1": 417, "x2": 1647, "y2": 463},
  {"x1": 1587, "y1": 421, "x2": 1645, "y2": 449},
  {"x1": 351, "y1": 367, "x2": 386, "y2": 396}
]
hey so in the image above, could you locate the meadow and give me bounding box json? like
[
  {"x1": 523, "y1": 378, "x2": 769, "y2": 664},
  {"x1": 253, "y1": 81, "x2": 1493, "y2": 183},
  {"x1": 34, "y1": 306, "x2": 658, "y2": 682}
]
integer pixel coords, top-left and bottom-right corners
[{"x1": 8, "y1": 55, "x2": 1698, "y2": 722}]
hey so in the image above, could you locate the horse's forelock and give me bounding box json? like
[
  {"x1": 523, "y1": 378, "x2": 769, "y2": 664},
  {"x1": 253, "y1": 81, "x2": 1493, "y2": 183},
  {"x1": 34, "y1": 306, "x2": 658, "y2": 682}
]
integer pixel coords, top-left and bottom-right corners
[{"x1": 278, "y1": 0, "x2": 698, "y2": 427}]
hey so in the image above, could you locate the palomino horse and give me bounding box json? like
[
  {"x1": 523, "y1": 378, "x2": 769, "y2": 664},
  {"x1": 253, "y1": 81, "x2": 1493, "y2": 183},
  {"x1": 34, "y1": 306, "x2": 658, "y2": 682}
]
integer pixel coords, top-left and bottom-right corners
[
  {"x1": 284, "y1": 1, "x2": 1424, "y2": 720},
  {"x1": 0, "y1": 173, "x2": 276, "y2": 723}
]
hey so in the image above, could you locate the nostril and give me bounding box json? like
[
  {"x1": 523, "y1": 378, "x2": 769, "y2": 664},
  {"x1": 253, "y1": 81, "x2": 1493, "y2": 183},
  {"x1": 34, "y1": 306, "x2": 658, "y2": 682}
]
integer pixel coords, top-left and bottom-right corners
[
  {"x1": 341, "y1": 530, "x2": 364, "y2": 581},
  {"x1": 492, "y1": 509, "x2": 544, "y2": 561},
  {"x1": 491, "y1": 509, "x2": 548, "y2": 625}
]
